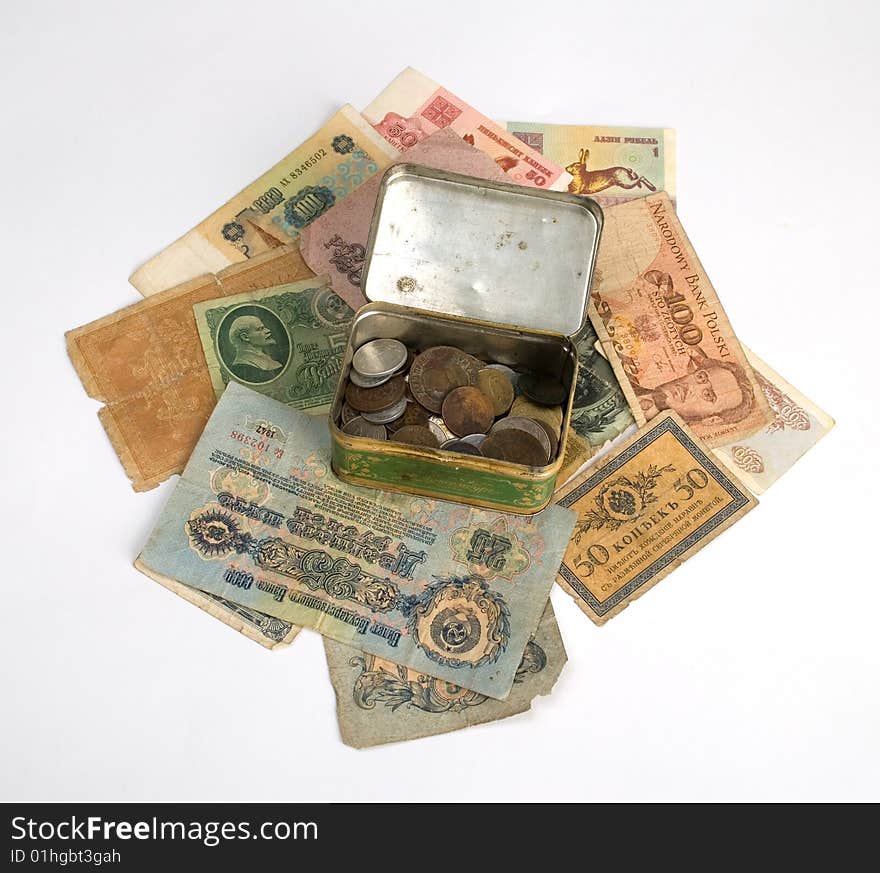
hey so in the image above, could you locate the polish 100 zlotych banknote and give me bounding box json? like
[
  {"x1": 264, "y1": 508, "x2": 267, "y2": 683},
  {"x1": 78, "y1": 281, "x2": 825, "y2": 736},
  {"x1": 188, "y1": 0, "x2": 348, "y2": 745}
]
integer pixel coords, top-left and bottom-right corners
[
  {"x1": 324, "y1": 600, "x2": 566, "y2": 748},
  {"x1": 129, "y1": 105, "x2": 398, "y2": 296},
  {"x1": 505, "y1": 121, "x2": 676, "y2": 207},
  {"x1": 589, "y1": 193, "x2": 773, "y2": 448},
  {"x1": 136, "y1": 382, "x2": 576, "y2": 700},
  {"x1": 193, "y1": 276, "x2": 353, "y2": 415}
]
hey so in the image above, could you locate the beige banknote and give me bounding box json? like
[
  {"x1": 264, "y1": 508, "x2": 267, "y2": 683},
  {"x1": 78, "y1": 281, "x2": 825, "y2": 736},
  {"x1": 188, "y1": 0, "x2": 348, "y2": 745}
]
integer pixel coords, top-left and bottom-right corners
[
  {"x1": 67, "y1": 245, "x2": 314, "y2": 491},
  {"x1": 554, "y1": 412, "x2": 757, "y2": 625},
  {"x1": 129, "y1": 105, "x2": 398, "y2": 296},
  {"x1": 713, "y1": 347, "x2": 834, "y2": 493},
  {"x1": 505, "y1": 121, "x2": 676, "y2": 207},
  {"x1": 324, "y1": 601, "x2": 566, "y2": 748},
  {"x1": 589, "y1": 193, "x2": 773, "y2": 447}
]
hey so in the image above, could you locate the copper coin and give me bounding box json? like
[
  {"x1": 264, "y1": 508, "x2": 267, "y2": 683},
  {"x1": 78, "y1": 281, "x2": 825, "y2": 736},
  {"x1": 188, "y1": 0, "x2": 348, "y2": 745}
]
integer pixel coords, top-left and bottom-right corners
[
  {"x1": 442, "y1": 386, "x2": 495, "y2": 437},
  {"x1": 409, "y1": 361, "x2": 469, "y2": 413},
  {"x1": 386, "y1": 402, "x2": 431, "y2": 432},
  {"x1": 483, "y1": 363, "x2": 519, "y2": 388},
  {"x1": 441, "y1": 439, "x2": 483, "y2": 456},
  {"x1": 341, "y1": 417, "x2": 387, "y2": 440},
  {"x1": 519, "y1": 373, "x2": 568, "y2": 406},
  {"x1": 411, "y1": 346, "x2": 480, "y2": 394},
  {"x1": 476, "y1": 368, "x2": 515, "y2": 416},
  {"x1": 390, "y1": 425, "x2": 440, "y2": 449},
  {"x1": 510, "y1": 396, "x2": 563, "y2": 430},
  {"x1": 340, "y1": 402, "x2": 359, "y2": 426},
  {"x1": 490, "y1": 416, "x2": 552, "y2": 462},
  {"x1": 535, "y1": 418, "x2": 559, "y2": 461},
  {"x1": 345, "y1": 374, "x2": 405, "y2": 413},
  {"x1": 481, "y1": 429, "x2": 547, "y2": 467},
  {"x1": 361, "y1": 396, "x2": 408, "y2": 424}
]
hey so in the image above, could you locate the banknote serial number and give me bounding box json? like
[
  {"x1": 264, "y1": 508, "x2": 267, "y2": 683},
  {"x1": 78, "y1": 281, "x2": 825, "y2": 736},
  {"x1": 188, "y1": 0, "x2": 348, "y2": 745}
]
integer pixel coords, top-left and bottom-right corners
[
  {"x1": 250, "y1": 149, "x2": 330, "y2": 212},
  {"x1": 230, "y1": 429, "x2": 284, "y2": 459}
]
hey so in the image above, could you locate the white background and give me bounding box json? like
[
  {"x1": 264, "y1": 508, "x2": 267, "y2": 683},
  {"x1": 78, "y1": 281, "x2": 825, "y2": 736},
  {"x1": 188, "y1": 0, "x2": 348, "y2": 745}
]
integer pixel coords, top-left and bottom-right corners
[{"x1": 2, "y1": 0, "x2": 878, "y2": 802}]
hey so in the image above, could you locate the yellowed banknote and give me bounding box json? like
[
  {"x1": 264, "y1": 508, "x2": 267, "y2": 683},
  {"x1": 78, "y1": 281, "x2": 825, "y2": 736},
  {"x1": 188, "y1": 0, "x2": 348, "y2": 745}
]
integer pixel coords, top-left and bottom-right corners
[
  {"x1": 129, "y1": 105, "x2": 398, "y2": 296},
  {"x1": 505, "y1": 121, "x2": 676, "y2": 207},
  {"x1": 589, "y1": 193, "x2": 773, "y2": 447},
  {"x1": 554, "y1": 412, "x2": 757, "y2": 625}
]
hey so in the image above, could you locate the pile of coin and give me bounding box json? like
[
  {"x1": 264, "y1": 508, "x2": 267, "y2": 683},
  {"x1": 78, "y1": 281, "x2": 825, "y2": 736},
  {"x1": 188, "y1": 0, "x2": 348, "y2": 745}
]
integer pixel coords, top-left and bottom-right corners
[{"x1": 339, "y1": 339, "x2": 568, "y2": 467}]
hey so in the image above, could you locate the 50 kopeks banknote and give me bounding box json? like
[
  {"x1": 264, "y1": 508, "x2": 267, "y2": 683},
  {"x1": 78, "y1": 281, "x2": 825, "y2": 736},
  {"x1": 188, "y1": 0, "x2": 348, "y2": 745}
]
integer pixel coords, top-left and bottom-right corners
[{"x1": 136, "y1": 382, "x2": 576, "y2": 700}]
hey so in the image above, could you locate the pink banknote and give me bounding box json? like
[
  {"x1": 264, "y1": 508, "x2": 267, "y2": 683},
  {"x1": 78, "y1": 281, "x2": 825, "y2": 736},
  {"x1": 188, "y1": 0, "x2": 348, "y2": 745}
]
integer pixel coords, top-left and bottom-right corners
[
  {"x1": 362, "y1": 68, "x2": 570, "y2": 192},
  {"x1": 298, "y1": 129, "x2": 510, "y2": 310}
]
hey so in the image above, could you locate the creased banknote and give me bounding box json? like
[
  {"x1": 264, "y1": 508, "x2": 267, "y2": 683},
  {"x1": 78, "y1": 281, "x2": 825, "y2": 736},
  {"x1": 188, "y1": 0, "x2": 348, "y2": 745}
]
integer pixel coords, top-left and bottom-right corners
[
  {"x1": 362, "y1": 68, "x2": 570, "y2": 192},
  {"x1": 713, "y1": 347, "x2": 834, "y2": 494},
  {"x1": 66, "y1": 245, "x2": 314, "y2": 491},
  {"x1": 505, "y1": 121, "x2": 676, "y2": 207},
  {"x1": 136, "y1": 382, "x2": 576, "y2": 699},
  {"x1": 324, "y1": 600, "x2": 565, "y2": 748},
  {"x1": 129, "y1": 105, "x2": 398, "y2": 296},
  {"x1": 589, "y1": 193, "x2": 773, "y2": 447},
  {"x1": 299, "y1": 129, "x2": 510, "y2": 310},
  {"x1": 193, "y1": 276, "x2": 353, "y2": 414},
  {"x1": 554, "y1": 411, "x2": 757, "y2": 625}
]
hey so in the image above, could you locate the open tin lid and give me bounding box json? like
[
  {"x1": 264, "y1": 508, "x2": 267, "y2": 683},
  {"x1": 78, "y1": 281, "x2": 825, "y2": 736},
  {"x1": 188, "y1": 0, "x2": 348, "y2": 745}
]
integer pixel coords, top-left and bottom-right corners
[{"x1": 361, "y1": 164, "x2": 603, "y2": 337}]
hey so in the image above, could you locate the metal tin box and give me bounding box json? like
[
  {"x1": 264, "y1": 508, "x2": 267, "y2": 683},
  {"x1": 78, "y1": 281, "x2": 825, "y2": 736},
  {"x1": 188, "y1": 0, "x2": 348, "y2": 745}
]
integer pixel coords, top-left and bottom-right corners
[{"x1": 330, "y1": 165, "x2": 603, "y2": 514}]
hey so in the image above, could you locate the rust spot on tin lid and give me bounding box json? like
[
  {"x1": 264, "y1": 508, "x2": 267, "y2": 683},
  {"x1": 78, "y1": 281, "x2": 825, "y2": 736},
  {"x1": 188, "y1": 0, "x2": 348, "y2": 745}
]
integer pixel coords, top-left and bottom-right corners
[{"x1": 518, "y1": 240, "x2": 528, "y2": 250}]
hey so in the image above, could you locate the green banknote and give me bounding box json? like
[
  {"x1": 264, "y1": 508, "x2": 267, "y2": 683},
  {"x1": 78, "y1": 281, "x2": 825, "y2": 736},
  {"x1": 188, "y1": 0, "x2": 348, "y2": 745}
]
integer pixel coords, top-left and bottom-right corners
[
  {"x1": 193, "y1": 277, "x2": 353, "y2": 415},
  {"x1": 136, "y1": 383, "x2": 576, "y2": 700}
]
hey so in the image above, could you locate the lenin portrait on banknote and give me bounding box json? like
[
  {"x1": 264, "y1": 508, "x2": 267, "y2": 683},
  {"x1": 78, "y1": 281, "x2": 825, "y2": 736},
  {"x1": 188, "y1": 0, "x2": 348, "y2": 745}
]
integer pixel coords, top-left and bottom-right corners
[
  {"x1": 216, "y1": 304, "x2": 290, "y2": 384},
  {"x1": 631, "y1": 347, "x2": 757, "y2": 426}
]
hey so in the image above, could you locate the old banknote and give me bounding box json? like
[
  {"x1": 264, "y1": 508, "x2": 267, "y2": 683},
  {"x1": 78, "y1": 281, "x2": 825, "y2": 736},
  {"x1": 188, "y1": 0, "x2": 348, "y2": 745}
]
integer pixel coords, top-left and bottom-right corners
[
  {"x1": 506, "y1": 121, "x2": 676, "y2": 207},
  {"x1": 129, "y1": 105, "x2": 398, "y2": 296},
  {"x1": 589, "y1": 193, "x2": 773, "y2": 447},
  {"x1": 66, "y1": 245, "x2": 314, "y2": 491},
  {"x1": 193, "y1": 276, "x2": 353, "y2": 414},
  {"x1": 299, "y1": 129, "x2": 510, "y2": 310},
  {"x1": 713, "y1": 347, "x2": 834, "y2": 494},
  {"x1": 136, "y1": 382, "x2": 576, "y2": 699},
  {"x1": 362, "y1": 67, "x2": 570, "y2": 191},
  {"x1": 324, "y1": 601, "x2": 565, "y2": 748},
  {"x1": 554, "y1": 412, "x2": 757, "y2": 625}
]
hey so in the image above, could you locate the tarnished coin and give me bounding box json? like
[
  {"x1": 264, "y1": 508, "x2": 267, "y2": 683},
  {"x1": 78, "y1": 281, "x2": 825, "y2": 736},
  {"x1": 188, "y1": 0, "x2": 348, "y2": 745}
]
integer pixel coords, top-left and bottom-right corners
[
  {"x1": 340, "y1": 402, "x2": 359, "y2": 426},
  {"x1": 352, "y1": 338, "x2": 408, "y2": 379},
  {"x1": 386, "y1": 402, "x2": 431, "y2": 432},
  {"x1": 483, "y1": 363, "x2": 519, "y2": 389},
  {"x1": 411, "y1": 346, "x2": 481, "y2": 395},
  {"x1": 349, "y1": 368, "x2": 391, "y2": 388},
  {"x1": 441, "y1": 438, "x2": 483, "y2": 456},
  {"x1": 345, "y1": 374, "x2": 405, "y2": 413},
  {"x1": 481, "y1": 429, "x2": 547, "y2": 467},
  {"x1": 511, "y1": 395, "x2": 563, "y2": 430},
  {"x1": 409, "y1": 361, "x2": 469, "y2": 413},
  {"x1": 519, "y1": 373, "x2": 568, "y2": 406},
  {"x1": 459, "y1": 433, "x2": 488, "y2": 448},
  {"x1": 490, "y1": 416, "x2": 552, "y2": 462},
  {"x1": 427, "y1": 417, "x2": 453, "y2": 444},
  {"x1": 534, "y1": 418, "x2": 559, "y2": 461},
  {"x1": 361, "y1": 396, "x2": 408, "y2": 424},
  {"x1": 342, "y1": 417, "x2": 387, "y2": 440},
  {"x1": 442, "y1": 386, "x2": 495, "y2": 437},
  {"x1": 390, "y1": 425, "x2": 441, "y2": 449},
  {"x1": 476, "y1": 368, "x2": 515, "y2": 416}
]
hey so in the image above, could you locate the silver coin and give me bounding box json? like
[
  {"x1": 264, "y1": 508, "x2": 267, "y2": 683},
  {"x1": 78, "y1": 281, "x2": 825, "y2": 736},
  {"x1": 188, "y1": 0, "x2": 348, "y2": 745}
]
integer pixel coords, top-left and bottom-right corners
[
  {"x1": 340, "y1": 402, "x2": 359, "y2": 426},
  {"x1": 361, "y1": 396, "x2": 408, "y2": 424},
  {"x1": 427, "y1": 417, "x2": 453, "y2": 443},
  {"x1": 342, "y1": 417, "x2": 387, "y2": 440},
  {"x1": 349, "y1": 368, "x2": 392, "y2": 388},
  {"x1": 490, "y1": 416, "x2": 552, "y2": 462},
  {"x1": 352, "y1": 338, "x2": 408, "y2": 379},
  {"x1": 483, "y1": 363, "x2": 519, "y2": 388},
  {"x1": 441, "y1": 438, "x2": 483, "y2": 456},
  {"x1": 459, "y1": 433, "x2": 488, "y2": 448}
]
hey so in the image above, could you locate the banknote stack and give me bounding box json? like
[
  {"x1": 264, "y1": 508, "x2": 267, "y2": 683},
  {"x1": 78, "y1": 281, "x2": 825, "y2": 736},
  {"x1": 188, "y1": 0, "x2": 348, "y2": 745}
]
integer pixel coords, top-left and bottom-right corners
[{"x1": 66, "y1": 68, "x2": 834, "y2": 747}]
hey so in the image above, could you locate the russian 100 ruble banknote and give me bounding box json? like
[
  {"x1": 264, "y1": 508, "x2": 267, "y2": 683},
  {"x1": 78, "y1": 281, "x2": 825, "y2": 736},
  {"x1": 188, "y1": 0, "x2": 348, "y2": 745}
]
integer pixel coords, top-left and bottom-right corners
[
  {"x1": 589, "y1": 193, "x2": 773, "y2": 448},
  {"x1": 129, "y1": 105, "x2": 399, "y2": 297},
  {"x1": 324, "y1": 601, "x2": 566, "y2": 748},
  {"x1": 506, "y1": 121, "x2": 676, "y2": 207},
  {"x1": 136, "y1": 382, "x2": 575, "y2": 700},
  {"x1": 193, "y1": 276, "x2": 353, "y2": 414}
]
